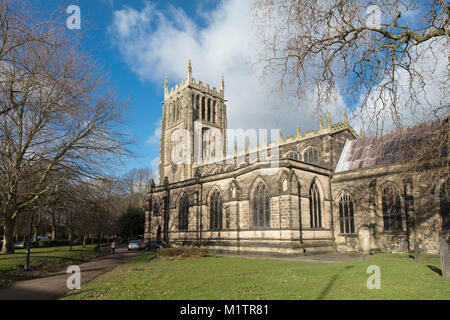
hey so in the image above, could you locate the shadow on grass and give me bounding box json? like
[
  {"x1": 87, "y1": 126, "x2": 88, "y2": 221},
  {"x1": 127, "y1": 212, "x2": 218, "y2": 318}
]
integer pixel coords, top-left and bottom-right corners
[
  {"x1": 426, "y1": 265, "x2": 442, "y2": 276},
  {"x1": 316, "y1": 266, "x2": 354, "y2": 300},
  {"x1": 62, "y1": 288, "x2": 96, "y2": 300}
]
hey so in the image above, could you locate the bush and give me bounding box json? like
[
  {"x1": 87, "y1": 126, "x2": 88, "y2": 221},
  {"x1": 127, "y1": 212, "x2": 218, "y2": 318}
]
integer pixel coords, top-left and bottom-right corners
[{"x1": 157, "y1": 247, "x2": 210, "y2": 259}]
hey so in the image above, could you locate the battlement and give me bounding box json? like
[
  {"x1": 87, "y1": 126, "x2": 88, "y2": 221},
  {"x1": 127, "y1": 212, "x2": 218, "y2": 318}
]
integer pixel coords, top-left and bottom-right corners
[
  {"x1": 164, "y1": 60, "x2": 224, "y2": 100},
  {"x1": 193, "y1": 112, "x2": 358, "y2": 169}
]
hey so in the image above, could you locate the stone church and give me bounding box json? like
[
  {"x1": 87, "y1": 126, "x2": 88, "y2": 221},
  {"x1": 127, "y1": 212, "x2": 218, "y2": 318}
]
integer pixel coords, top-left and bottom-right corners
[{"x1": 145, "y1": 62, "x2": 449, "y2": 255}]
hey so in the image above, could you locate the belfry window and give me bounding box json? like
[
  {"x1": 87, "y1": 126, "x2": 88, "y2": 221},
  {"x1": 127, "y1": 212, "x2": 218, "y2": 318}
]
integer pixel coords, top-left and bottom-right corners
[
  {"x1": 381, "y1": 184, "x2": 403, "y2": 231},
  {"x1": 210, "y1": 190, "x2": 223, "y2": 230},
  {"x1": 202, "y1": 96, "x2": 205, "y2": 119},
  {"x1": 207, "y1": 99, "x2": 211, "y2": 122},
  {"x1": 339, "y1": 193, "x2": 355, "y2": 234},
  {"x1": 252, "y1": 182, "x2": 270, "y2": 228}
]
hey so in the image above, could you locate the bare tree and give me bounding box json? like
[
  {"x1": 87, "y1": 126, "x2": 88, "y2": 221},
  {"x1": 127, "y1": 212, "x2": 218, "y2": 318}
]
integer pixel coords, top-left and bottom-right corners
[
  {"x1": 0, "y1": 2, "x2": 133, "y2": 253},
  {"x1": 123, "y1": 167, "x2": 153, "y2": 208},
  {"x1": 252, "y1": 0, "x2": 449, "y2": 133}
]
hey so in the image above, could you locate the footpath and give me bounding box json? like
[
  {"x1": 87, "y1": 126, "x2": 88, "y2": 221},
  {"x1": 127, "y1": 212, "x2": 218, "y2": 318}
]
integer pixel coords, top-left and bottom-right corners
[{"x1": 0, "y1": 247, "x2": 140, "y2": 300}]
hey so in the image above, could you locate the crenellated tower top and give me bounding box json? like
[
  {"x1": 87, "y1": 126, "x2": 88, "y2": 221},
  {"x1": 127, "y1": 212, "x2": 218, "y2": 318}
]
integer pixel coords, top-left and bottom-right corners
[{"x1": 164, "y1": 60, "x2": 225, "y2": 100}]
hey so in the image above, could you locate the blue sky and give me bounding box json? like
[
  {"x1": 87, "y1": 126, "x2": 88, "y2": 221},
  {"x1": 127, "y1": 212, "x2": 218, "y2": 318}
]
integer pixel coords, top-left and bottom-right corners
[{"x1": 33, "y1": 0, "x2": 447, "y2": 178}]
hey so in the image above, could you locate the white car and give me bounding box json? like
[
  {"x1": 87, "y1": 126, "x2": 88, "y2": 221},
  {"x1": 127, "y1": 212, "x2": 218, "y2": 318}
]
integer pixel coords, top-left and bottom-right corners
[{"x1": 128, "y1": 240, "x2": 144, "y2": 250}]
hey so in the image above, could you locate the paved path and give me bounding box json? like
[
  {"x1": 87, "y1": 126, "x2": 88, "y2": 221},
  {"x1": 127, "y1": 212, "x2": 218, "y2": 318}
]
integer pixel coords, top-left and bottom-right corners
[
  {"x1": 217, "y1": 252, "x2": 365, "y2": 263},
  {"x1": 0, "y1": 247, "x2": 141, "y2": 300}
]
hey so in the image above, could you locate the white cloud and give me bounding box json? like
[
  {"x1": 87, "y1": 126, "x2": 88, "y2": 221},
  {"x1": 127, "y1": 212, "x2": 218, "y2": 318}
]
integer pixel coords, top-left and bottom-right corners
[
  {"x1": 146, "y1": 118, "x2": 161, "y2": 145},
  {"x1": 107, "y1": 0, "x2": 345, "y2": 143}
]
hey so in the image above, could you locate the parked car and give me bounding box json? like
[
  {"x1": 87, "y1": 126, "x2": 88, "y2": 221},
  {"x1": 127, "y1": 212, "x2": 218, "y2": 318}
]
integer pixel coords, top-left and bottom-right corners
[
  {"x1": 36, "y1": 236, "x2": 50, "y2": 241},
  {"x1": 14, "y1": 242, "x2": 25, "y2": 249},
  {"x1": 128, "y1": 239, "x2": 144, "y2": 250},
  {"x1": 144, "y1": 240, "x2": 170, "y2": 252}
]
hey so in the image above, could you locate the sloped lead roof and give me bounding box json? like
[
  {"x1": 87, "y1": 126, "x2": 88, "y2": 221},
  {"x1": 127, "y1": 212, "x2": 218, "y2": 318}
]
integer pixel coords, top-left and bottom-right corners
[{"x1": 335, "y1": 119, "x2": 446, "y2": 173}]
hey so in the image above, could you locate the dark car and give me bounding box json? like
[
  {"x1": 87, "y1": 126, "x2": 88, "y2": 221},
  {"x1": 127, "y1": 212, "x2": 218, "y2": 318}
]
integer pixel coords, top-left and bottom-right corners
[{"x1": 144, "y1": 240, "x2": 170, "y2": 252}]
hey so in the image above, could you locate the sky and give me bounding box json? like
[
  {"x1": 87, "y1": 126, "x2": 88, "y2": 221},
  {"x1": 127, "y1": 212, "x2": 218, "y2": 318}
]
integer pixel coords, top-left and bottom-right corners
[{"x1": 32, "y1": 0, "x2": 448, "y2": 178}]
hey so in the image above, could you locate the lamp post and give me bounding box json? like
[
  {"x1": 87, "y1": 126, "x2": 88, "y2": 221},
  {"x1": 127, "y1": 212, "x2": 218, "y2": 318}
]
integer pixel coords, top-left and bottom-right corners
[{"x1": 24, "y1": 202, "x2": 36, "y2": 271}]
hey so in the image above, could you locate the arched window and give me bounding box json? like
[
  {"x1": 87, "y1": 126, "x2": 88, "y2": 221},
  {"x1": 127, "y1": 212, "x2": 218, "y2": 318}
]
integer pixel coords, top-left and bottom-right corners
[
  {"x1": 285, "y1": 151, "x2": 300, "y2": 161},
  {"x1": 195, "y1": 95, "x2": 200, "y2": 120},
  {"x1": 178, "y1": 196, "x2": 189, "y2": 231},
  {"x1": 210, "y1": 190, "x2": 222, "y2": 230},
  {"x1": 310, "y1": 181, "x2": 322, "y2": 228},
  {"x1": 339, "y1": 193, "x2": 355, "y2": 234},
  {"x1": 440, "y1": 178, "x2": 449, "y2": 231},
  {"x1": 207, "y1": 99, "x2": 211, "y2": 122},
  {"x1": 201, "y1": 96, "x2": 205, "y2": 120},
  {"x1": 382, "y1": 184, "x2": 402, "y2": 231},
  {"x1": 252, "y1": 182, "x2": 270, "y2": 228},
  {"x1": 304, "y1": 146, "x2": 319, "y2": 164},
  {"x1": 212, "y1": 101, "x2": 216, "y2": 123},
  {"x1": 153, "y1": 197, "x2": 161, "y2": 216},
  {"x1": 176, "y1": 98, "x2": 180, "y2": 121}
]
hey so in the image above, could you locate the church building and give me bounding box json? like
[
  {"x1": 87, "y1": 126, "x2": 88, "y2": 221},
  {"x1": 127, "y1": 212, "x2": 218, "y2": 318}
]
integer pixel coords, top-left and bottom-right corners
[{"x1": 145, "y1": 62, "x2": 449, "y2": 255}]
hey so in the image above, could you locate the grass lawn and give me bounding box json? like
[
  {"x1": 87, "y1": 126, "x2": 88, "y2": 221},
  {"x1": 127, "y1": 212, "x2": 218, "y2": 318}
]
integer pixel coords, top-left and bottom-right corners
[
  {"x1": 62, "y1": 252, "x2": 450, "y2": 300},
  {"x1": 0, "y1": 245, "x2": 107, "y2": 288}
]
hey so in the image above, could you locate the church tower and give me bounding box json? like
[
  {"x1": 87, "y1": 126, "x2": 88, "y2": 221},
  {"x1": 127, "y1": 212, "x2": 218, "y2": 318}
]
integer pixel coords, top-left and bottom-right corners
[{"x1": 159, "y1": 61, "x2": 227, "y2": 184}]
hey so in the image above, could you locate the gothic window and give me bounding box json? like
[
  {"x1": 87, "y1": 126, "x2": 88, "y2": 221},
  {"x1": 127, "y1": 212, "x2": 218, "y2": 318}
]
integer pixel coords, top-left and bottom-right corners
[
  {"x1": 175, "y1": 98, "x2": 179, "y2": 121},
  {"x1": 382, "y1": 184, "x2": 403, "y2": 231},
  {"x1": 285, "y1": 151, "x2": 300, "y2": 161},
  {"x1": 195, "y1": 95, "x2": 200, "y2": 120},
  {"x1": 252, "y1": 182, "x2": 270, "y2": 228},
  {"x1": 310, "y1": 181, "x2": 322, "y2": 228},
  {"x1": 178, "y1": 196, "x2": 189, "y2": 231},
  {"x1": 440, "y1": 178, "x2": 449, "y2": 231},
  {"x1": 212, "y1": 101, "x2": 216, "y2": 123},
  {"x1": 304, "y1": 146, "x2": 319, "y2": 164},
  {"x1": 207, "y1": 99, "x2": 211, "y2": 122},
  {"x1": 153, "y1": 198, "x2": 161, "y2": 216},
  {"x1": 210, "y1": 190, "x2": 223, "y2": 230},
  {"x1": 339, "y1": 193, "x2": 355, "y2": 234},
  {"x1": 202, "y1": 96, "x2": 205, "y2": 120}
]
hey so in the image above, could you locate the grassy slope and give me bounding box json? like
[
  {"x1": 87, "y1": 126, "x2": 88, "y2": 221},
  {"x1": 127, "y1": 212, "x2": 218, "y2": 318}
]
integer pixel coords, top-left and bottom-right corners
[
  {"x1": 0, "y1": 245, "x2": 106, "y2": 288},
  {"x1": 62, "y1": 253, "x2": 450, "y2": 300}
]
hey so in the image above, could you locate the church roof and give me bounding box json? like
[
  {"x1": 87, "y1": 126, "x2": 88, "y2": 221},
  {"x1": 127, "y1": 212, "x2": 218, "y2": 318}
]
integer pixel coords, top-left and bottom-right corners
[{"x1": 334, "y1": 118, "x2": 447, "y2": 173}]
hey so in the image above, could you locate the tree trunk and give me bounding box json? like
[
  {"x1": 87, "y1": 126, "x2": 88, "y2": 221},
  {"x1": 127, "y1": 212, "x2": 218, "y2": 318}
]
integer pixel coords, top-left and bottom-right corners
[
  {"x1": 33, "y1": 225, "x2": 38, "y2": 242},
  {"x1": 82, "y1": 235, "x2": 87, "y2": 248},
  {"x1": 2, "y1": 219, "x2": 16, "y2": 254}
]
